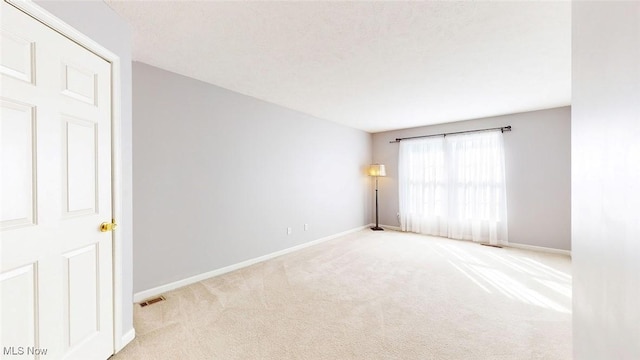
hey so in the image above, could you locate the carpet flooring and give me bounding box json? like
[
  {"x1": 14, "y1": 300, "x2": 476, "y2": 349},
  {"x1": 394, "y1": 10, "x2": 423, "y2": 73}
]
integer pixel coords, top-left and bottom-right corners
[{"x1": 113, "y1": 230, "x2": 571, "y2": 359}]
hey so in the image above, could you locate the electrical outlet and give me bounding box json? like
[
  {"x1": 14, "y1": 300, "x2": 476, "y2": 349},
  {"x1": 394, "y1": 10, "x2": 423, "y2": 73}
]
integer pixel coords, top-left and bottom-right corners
[
  {"x1": 304, "y1": 224, "x2": 309, "y2": 231},
  {"x1": 287, "y1": 227, "x2": 292, "y2": 235}
]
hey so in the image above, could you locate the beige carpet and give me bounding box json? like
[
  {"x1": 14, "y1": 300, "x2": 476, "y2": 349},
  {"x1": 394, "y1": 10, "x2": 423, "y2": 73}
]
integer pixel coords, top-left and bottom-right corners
[{"x1": 114, "y1": 230, "x2": 571, "y2": 359}]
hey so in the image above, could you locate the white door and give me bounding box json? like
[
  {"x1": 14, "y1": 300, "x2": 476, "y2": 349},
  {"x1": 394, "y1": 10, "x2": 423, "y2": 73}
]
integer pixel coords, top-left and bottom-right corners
[{"x1": 1, "y1": 2, "x2": 114, "y2": 359}]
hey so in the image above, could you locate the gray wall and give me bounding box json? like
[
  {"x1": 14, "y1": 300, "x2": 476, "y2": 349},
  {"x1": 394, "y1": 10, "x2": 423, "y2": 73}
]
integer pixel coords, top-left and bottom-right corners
[
  {"x1": 572, "y1": 2, "x2": 640, "y2": 359},
  {"x1": 372, "y1": 107, "x2": 571, "y2": 250},
  {"x1": 133, "y1": 62, "x2": 372, "y2": 293},
  {"x1": 35, "y1": 0, "x2": 134, "y2": 341}
]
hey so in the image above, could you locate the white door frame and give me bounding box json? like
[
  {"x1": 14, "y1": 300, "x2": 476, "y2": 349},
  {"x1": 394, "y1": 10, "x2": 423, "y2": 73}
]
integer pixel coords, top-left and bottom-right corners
[{"x1": 5, "y1": 0, "x2": 129, "y2": 353}]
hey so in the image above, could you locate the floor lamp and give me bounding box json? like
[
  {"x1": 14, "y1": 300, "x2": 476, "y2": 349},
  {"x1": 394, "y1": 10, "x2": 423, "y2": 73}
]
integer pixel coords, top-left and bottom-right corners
[{"x1": 369, "y1": 164, "x2": 386, "y2": 231}]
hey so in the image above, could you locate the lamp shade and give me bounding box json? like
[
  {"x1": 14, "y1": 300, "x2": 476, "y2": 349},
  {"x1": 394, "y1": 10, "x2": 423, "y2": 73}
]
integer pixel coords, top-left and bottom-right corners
[{"x1": 368, "y1": 164, "x2": 386, "y2": 177}]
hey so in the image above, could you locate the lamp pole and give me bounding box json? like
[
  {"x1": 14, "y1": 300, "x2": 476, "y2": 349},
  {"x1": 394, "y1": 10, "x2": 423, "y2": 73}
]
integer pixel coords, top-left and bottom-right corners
[
  {"x1": 369, "y1": 164, "x2": 385, "y2": 231},
  {"x1": 372, "y1": 174, "x2": 383, "y2": 231}
]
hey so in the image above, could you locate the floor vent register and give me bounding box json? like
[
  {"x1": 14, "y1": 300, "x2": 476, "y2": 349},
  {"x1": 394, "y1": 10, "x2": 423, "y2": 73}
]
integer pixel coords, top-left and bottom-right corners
[{"x1": 139, "y1": 295, "x2": 166, "y2": 307}]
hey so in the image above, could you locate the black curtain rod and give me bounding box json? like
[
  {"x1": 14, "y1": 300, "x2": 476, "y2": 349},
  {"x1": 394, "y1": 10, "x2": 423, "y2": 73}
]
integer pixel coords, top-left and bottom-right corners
[{"x1": 389, "y1": 126, "x2": 512, "y2": 143}]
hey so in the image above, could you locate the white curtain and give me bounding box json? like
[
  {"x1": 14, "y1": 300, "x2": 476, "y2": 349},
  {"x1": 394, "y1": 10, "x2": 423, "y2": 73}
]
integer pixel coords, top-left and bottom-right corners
[{"x1": 399, "y1": 131, "x2": 508, "y2": 245}]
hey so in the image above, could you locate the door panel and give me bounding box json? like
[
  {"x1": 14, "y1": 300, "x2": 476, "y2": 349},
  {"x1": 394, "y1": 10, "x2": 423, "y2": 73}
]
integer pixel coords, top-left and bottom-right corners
[
  {"x1": 64, "y1": 244, "x2": 99, "y2": 347},
  {"x1": 61, "y1": 62, "x2": 98, "y2": 106},
  {"x1": 0, "y1": 29, "x2": 34, "y2": 84},
  {"x1": 0, "y1": 264, "x2": 38, "y2": 354},
  {"x1": 1, "y1": 2, "x2": 114, "y2": 359},
  {"x1": 0, "y1": 99, "x2": 35, "y2": 229},
  {"x1": 63, "y1": 115, "x2": 98, "y2": 216}
]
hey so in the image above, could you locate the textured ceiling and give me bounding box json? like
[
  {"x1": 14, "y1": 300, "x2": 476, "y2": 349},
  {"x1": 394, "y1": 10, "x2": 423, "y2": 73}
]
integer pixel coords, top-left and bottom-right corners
[{"x1": 105, "y1": 1, "x2": 571, "y2": 133}]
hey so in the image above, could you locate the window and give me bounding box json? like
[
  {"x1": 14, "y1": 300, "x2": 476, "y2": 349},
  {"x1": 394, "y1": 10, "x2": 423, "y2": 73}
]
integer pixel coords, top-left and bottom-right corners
[{"x1": 398, "y1": 131, "x2": 508, "y2": 244}]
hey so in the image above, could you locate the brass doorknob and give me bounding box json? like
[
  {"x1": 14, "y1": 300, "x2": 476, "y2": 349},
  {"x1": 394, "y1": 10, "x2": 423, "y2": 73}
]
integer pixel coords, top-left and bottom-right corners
[{"x1": 100, "y1": 221, "x2": 118, "y2": 232}]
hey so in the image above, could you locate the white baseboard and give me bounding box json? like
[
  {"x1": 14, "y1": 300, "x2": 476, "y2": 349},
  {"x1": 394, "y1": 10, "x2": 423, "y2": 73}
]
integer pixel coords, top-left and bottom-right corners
[
  {"x1": 133, "y1": 225, "x2": 370, "y2": 303},
  {"x1": 380, "y1": 224, "x2": 401, "y2": 231},
  {"x1": 378, "y1": 225, "x2": 571, "y2": 256},
  {"x1": 117, "y1": 328, "x2": 135, "y2": 352},
  {"x1": 505, "y1": 242, "x2": 571, "y2": 256}
]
